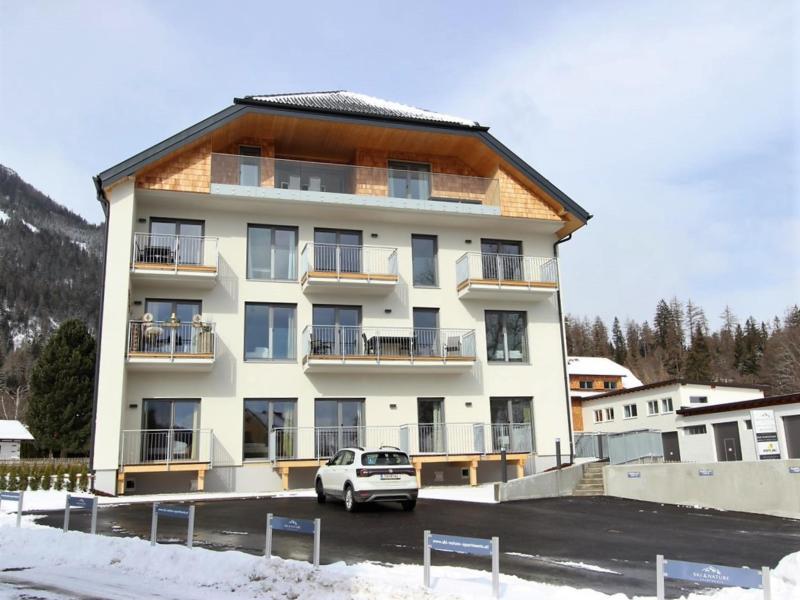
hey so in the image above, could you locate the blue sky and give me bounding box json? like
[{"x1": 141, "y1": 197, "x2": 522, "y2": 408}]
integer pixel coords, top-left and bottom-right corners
[{"x1": 1, "y1": 0, "x2": 797, "y2": 327}]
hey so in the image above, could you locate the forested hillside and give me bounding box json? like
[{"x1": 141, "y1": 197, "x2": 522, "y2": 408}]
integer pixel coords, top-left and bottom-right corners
[
  {"x1": 566, "y1": 299, "x2": 800, "y2": 395},
  {"x1": 0, "y1": 165, "x2": 103, "y2": 420}
]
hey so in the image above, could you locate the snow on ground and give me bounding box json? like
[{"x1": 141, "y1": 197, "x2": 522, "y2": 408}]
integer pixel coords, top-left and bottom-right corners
[
  {"x1": 70, "y1": 239, "x2": 88, "y2": 251},
  {"x1": 0, "y1": 490, "x2": 92, "y2": 512},
  {"x1": 20, "y1": 219, "x2": 38, "y2": 233},
  {"x1": 0, "y1": 209, "x2": 8, "y2": 223},
  {"x1": 417, "y1": 484, "x2": 498, "y2": 503},
  {"x1": 505, "y1": 552, "x2": 621, "y2": 575},
  {"x1": 0, "y1": 510, "x2": 797, "y2": 600}
]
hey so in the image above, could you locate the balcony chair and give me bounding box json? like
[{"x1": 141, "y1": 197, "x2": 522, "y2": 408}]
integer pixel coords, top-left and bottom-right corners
[{"x1": 443, "y1": 336, "x2": 462, "y2": 357}]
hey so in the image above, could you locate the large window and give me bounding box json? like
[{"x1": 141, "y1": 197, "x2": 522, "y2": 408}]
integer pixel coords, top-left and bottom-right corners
[
  {"x1": 411, "y1": 234, "x2": 438, "y2": 286},
  {"x1": 313, "y1": 229, "x2": 362, "y2": 273},
  {"x1": 243, "y1": 399, "x2": 296, "y2": 460},
  {"x1": 690, "y1": 396, "x2": 708, "y2": 404},
  {"x1": 388, "y1": 161, "x2": 431, "y2": 200},
  {"x1": 239, "y1": 146, "x2": 261, "y2": 186},
  {"x1": 485, "y1": 310, "x2": 528, "y2": 362},
  {"x1": 624, "y1": 403, "x2": 638, "y2": 419},
  {"x1": 146, "y1": 218, "x2": 204, "y2": 266},
  {"x1": 141, "y1": 399, "x2": 200, "y2": 462},
  {"x1": 244, "y1": 303, "x2": 296, "y2": 360},
  {"x1": 315, "y1": 398, "x2": 364, "y2": 457},
  {"x1": 490, "y1": 397, "x2": 533, "y2": 452},
  {"x1": 247, "y1": 224, "x2": 297, "y2": 280}
]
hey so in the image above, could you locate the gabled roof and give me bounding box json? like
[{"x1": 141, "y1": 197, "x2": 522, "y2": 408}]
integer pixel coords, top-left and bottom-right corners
[
  {"x1": 676, "y1": 392, "x2": 800, "y2": 416},
  {"x1": 0, "y1": 420, "x2": 34, "y2": 440},
  {"x1": 567, "y1": 356, "x2": 644, "y2": 388},
  {"x1": 241, "y1": 91, "x2": 482, "y2": 129}
]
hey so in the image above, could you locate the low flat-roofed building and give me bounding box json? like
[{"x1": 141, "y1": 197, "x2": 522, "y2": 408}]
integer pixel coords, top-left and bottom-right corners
[
  {"x1": 0, "y1": 420, "x2": 34, "y2": 460},
  {"x1": 567, "y1": 357, "x2": 643, "y2": 431}
]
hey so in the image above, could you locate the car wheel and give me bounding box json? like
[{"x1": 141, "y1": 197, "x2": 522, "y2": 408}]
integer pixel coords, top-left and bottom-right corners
[
  {"x1": 315, "y1": 479, "x2": 326, "y2": 504},
  {"x1": 344, "y1": 485, "x2": 358, "y2": 512},
  {"x1": 401, "y1": 500, "x2": 416, "y2": 512}
]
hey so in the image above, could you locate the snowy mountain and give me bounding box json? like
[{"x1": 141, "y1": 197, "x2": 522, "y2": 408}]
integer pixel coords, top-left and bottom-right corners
[{"x1": 0, "y1": 164, "x2": 104, "y2": 350}]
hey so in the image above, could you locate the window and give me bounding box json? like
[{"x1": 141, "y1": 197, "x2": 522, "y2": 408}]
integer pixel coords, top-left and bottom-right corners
[
  {"x1": 684, "y1": 425, "x2": 707, "y2": 435},
  {"x1": 361, "y1": 451, "x2": 410, "y2": 466},
  {"x1": 411, "y1": 234, "x2": 438, "y2": 286},
  {"x1": 480, "y1": 239, "x2": 523, "y2": 280},
  {"x1": 745, "y1": 419, "x2": 753, "y2": 430},
  {"x1": 594, "y1": 409, "x2": 604, "y2": 423},
  {"x1": 239, "y1": 146, "x2": 261, "y2": 186},
  {"x1": 605, "y1": 408, "x2": 615, "y2": 421},
  {"x1": 311, "y1": 305, "x2": 361, "y2": 356},
  {"x1": 485, "y1": 310, "x2": 528, "y2": 362},
  {"x1": 247, "y1": 225, "x2": 298, "y2": 280},
  {"x1": 490, "y1": 397, "x2": 533, "y2": 452},
  {"x1": 579, "y1": 380, "x2": 593, "y2": 390},
  {"x1": 413, "y1": 308, "x2": 440, "y2": 357},
  {"x1": 661, "y1": 397, "x2": 674, "y2": 413},
  {"x1": 315, "y1": 398, "x2": 364, "y2": 457},
  {"x1": 624, "y1": 403, "x2": 638, "y2": 419},
  {"x1": 146, "y1": 218, "x2": 204, "y2": 266},
  {"x1": 604, "y1": 381, "x2": 617, "y2": 390},
  {"x1": 690, "y1": 396, "x2": 708, "y2": 404},
  {"x1": 647, "y1": 400, "x2": 660, "y2": 415},
  {"x1": 243, "y1": 399, "x2": 297, "y2": 460},
  {"x1": 388, "y1": 161, "x2": 431, "y2": 200},
  {"x1": 244, "y1": 303, "x2": 296, "y2": 360},
  {"x1": 142, "y1": 399, "x2": 200, "y2": 462}
]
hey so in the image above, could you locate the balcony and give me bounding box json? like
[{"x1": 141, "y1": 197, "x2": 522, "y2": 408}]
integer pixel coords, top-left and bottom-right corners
[
  {"x1": 299, "y1": 243, "x2": 398, "y2": 294},
  {"x1": 456, "y1": 253, "x2": 558, "y2": 300},
  {"x1": 301, "y1": 326, "x2": 476, "y2": 372},
  {"x1": 130, "y1": 233, "x2": 219, "y2": 288},
  {"x1": 210, "y1": 154, "x2": 500, "y2": 216},
  {"x1": 268, "y1": 423, "x2": 533, "y2": 488},
  {"x1": 126, "y1": 320, "x2": 216, "y2": 371},
  {"x1": 118, "y1": 428, "x2": 213, "y2": 494}
]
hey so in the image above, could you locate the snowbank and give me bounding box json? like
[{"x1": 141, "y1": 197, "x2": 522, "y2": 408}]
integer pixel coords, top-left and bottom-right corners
[{"x1": 0, "y1": 511, "x2": 796, "y2": 600}]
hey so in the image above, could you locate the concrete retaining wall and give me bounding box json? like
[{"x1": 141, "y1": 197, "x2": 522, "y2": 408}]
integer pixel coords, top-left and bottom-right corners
[
  {"x1": 605, "y1": 459, "x2": 800, "y2": 519},
  {"x1": 496, "y1": 462, "x2": 587, "y2": 502}
]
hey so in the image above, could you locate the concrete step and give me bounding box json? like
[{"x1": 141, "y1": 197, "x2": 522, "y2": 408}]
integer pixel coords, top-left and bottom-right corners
[
  {"x1": 572, "y1": 489, "x2": 604, "y2": 496},
  {"x1": 574, "y1": 483, "x2": 604, "y2": 490}
]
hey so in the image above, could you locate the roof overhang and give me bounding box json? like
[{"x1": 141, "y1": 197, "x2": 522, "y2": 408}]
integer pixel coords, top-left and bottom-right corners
[{"x1": 96, "y1": 102, "x2": 592, "y2": 226}]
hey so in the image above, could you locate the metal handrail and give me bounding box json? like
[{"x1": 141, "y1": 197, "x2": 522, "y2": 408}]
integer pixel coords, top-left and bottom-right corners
[
  {"x1": 300, "y1": 243, "x2": 399, "y2": 279},
  {"x1": 127, "y1": 320, "x2": 216, "y2": 359},
  {"x1": 302, "y1": 325, "x2": 476, "y2": 361},
  {"x1": 119, "y1": 428, "x2": 213, "y2": 466},
  {"x1": 131, "y1": 232, "x2": 219, "y2": 273},
  {"x1": 456, "y1": 252, "x2": 558, "y2": 287}
]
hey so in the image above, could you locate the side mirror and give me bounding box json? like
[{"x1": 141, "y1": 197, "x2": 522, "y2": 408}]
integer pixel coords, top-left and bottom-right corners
[{"x1": 326, "y1": 459, "x2": 334, "y2": 466}]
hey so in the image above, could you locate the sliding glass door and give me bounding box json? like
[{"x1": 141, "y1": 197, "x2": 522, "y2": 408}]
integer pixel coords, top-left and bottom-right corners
[
  {"x1": 490, "y1": 397, "x2": 533, "y2": 453},
  {"x1": 141, "y1": 399, "x2": 201, "y2": 462},
  {"x1": 315, "y1": 399, "x2": 364, "y2": 457},
  {"x1": 313, "y1": 229, "x2": 362, "y2": 273},
  {"x1": 481, "y1": 239, "x2": 523, "y2": 281}
]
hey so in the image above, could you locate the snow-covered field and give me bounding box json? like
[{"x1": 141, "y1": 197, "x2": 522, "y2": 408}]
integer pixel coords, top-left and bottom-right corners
[{"x1": 1, "y1": 492, "x2": 797, "y2": 599}]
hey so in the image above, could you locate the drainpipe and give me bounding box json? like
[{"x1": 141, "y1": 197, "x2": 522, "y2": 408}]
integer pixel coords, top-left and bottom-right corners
[
  {"x1": 553, "y1": 233, "x2": 574, "y2": 465},
  {"x1": 88, "y1": 175, "x2": 110, "y2": 481}
]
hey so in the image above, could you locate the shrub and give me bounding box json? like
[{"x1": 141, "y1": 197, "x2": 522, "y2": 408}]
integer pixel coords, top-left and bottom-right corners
[
  {"x1": 54, "y1": 464, "x2": 65, "y2": 491},
  {"x1": 67, "y1": 465, "x2": 77, "y2": 492},
  {"x1": 0, "y1": 464, "x2": 7, "y2": 490},
  {"x1": 7, "y1": 466, "x2": 19, "y2": 491},
  {"x1": 41, "y1": 464, "x2": 53, "y2": 490},
  {"x1": 78, "y1": 464, "x2": 90, "y2": 492},
  {"x1": 28, "y1": 465, "x2": 41, "y2": 491}
]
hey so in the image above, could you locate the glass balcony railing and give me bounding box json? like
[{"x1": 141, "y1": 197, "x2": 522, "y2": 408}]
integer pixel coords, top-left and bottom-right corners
[{"x1": 210, "y1": 153, "x2": 499, "y2": 206}]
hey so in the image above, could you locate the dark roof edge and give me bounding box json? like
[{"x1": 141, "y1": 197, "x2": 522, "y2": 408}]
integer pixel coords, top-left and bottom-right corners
[
  {"x1": 97, "y1": 104, "x2": 247, "y2": 186},
  {"x1": 233, "y1": 96, "x2": 490, "y2": 132},
  {"x1": 676, "y1": 392, "x2": 800, "y2": 416},
  {"x1": 95, "y1": 101, "x2": 589, "y2": 224},
  {"x1": 478, "y1": 132, "x2": 591, "y2": 223},
  {"x1": 582, "y1": 378, "x2": 768, "y2": 401}
]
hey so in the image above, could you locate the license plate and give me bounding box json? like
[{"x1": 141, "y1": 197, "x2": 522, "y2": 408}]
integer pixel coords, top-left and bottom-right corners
[{"x1": 381, "y1": 474, "x2": 401, "y2": 480}]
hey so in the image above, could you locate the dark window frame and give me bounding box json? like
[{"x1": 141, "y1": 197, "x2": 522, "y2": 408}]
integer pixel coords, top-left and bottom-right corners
[
  {"x1": 246, "y1": 223, "x2": 299, "y2": 281},
  {"x1": 411, "y1": 234, "x2": 439, "y2": 287},
  {"x1": 485, "y1": 309, "x2": 529, "y2": 363},
  {"x1": 242, "y1": 398, "x2": 297, "y2": 461},
  {"x1": 243, "y1": 302, "x2": 297, "y2": 362}
]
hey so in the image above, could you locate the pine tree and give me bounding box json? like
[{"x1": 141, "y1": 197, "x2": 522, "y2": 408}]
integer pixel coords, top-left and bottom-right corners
[
  {"x1": 27, "y1": 320, "x2": 95, "y2": 457},
  {"x1": 591, "y1": 317, "x2": 611, "y2": 357},
  {"x1": 611, "y1": 317, "x2": 626, "y2": 364},
  {"x1": 685, "y1": 324, "x2": 712, "y2": 380}
]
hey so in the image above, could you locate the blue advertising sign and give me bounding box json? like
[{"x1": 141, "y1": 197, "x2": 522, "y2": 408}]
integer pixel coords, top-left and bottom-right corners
[
  {"x1": 664, "y1": 559, "x2": 763, "y2": 589},
  {"x1": 698, "y1": 469, "x2": 714, "y2": 477},
  {"x1": 0, "y1": 492, "x2": 20, "y2": 501},
  {"x1": 156, "y1": 504, "x2": 191, "y2": 519},
  {"x1": 428, "y1": 534, "x2": 493, "y2": 557},
  {"x1": 68, "y1": 496, "x2": 95, "y2": 509},
  {"x1": 271, "y1": 516, "x2": 316, "y2": 535}
]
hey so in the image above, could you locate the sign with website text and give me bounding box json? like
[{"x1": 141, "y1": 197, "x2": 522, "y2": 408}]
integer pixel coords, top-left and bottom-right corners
[
  {"x1": 424, "y1": 531, "x2": 499, "y2": 598},
  {"x1": 270, "y1": 516, "x2": 316, "y2": 535},
  {"x1": 657, "y1": 555, "x2": 771, "y2": 600},
  {"x1": 750, "y1": 410, "x2": 781, "y2": 460}
]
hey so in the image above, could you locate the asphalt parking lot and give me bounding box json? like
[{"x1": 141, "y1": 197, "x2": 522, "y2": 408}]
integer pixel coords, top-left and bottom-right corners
[{"x1": 35, "y1": 495, "x2": 799, "y2": 597}]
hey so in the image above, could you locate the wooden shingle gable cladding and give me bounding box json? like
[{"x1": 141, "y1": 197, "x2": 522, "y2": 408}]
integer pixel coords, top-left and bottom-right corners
[{"x1": 127, "y1": 110, "x2": 576, "y2": 231}]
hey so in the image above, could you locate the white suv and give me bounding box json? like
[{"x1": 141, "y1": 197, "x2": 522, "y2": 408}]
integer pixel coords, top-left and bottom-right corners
[{"x1": 315, "y1": 446, "x2": 418, "y2": 512}]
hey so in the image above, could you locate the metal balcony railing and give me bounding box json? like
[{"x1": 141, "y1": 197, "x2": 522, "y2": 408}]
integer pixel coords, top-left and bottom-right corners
[
  {"x1": 119, "y1": 429, "x2": 214, "y2": 466},
  {"x1": 300, "y1": 243, "x2": 398, "y2": 280},
  {"x1": 268, "y1": 422, "x2": 533, "y2": 460},
  {"x1": 127, "y1": 320, "x2": 216, "y2": 358},
  {"x1": 131, "y1": 233, "x2": 219, "y2": 272},
  {"x1": 456, "y1": 252, "x2": 558, "y2": 287},
  {"x1": 210, "y1": 153, "x2": 500, "y2": 206},
  {"x1": 302, "y1": 326, "x2": 476, "y2": 361}
]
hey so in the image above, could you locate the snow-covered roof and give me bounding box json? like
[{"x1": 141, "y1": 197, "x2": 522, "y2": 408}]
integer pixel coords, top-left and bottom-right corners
[
  {"x1": 242, "y1": 91, "x2": 481, "y2": 129},
  {"x1": 0, "y1": 420, "x2": 34, "y2": 440},
  {"x1": 567, "y1": 356, "x2": 644, "y2": 388}
]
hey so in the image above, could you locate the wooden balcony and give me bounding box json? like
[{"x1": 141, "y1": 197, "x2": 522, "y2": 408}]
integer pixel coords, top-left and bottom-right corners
[
  {"x1": 300, "y1": 243, "x2": 399, "y2": 294},
  {"x1": 130, "y1": 233, "x2": 218, "y2": 288},
  {"x1": 456, "y1": 252, "x2": 558, "y2": 300}
]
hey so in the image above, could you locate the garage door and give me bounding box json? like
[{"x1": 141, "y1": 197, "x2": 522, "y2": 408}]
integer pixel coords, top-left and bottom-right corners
[{"x1": 784, "y1": 414, "x2": 800, "y2": 459}]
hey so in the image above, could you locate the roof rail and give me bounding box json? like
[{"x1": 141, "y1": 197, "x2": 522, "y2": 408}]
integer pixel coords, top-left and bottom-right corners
[{"x1": 379, "y1": 445, "x2": 401, "y2": 451}]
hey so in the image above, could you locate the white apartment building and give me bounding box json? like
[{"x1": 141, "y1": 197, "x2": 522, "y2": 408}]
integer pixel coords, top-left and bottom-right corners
[
  {"x1": 90, "y1": 92, "x2": 591, "y2": 496},
  {"x1": 581, "y1": 380, "x2": 764, "y2": 461}
]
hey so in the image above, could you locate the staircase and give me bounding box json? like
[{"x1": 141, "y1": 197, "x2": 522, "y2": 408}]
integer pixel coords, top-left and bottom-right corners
[{"x1": 572, "y1": 461, "x2": 606, "y2": 496}]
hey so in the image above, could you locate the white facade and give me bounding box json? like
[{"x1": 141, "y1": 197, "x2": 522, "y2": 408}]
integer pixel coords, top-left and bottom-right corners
[
  {"x1": 91, "y1": 96, "x2": 588, "y2": 495},
  {"x1": 677, "y1": 400, "x2": 800, "y2": 462},
  {"x1": 581, "y1": 382, "x2": 764, "y2": 435},
  {"x1": 567, "y1": 356, "x2": 643, "y2": 398}
]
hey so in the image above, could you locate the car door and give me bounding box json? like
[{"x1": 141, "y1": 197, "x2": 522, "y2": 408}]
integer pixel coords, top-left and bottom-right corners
[
  {"x1": 337, "y1": 450, "x2": 356, "y2": 490},
  {"x1": 321, "y1": 451, "x2": 343, "y2": 492}
]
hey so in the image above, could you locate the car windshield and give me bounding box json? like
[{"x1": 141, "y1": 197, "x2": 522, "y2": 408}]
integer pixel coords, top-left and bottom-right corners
[{"x1": 361, "y1": 451, "x2": 410, "y2": 466}]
